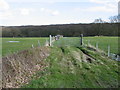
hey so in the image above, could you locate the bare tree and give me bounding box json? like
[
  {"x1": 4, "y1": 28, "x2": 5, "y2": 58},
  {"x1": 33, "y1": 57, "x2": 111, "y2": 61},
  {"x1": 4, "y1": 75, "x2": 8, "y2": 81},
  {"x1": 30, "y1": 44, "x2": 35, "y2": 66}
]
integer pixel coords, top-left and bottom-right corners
[
  {"x1": 93, "y1": 18, "x2": 106, "y2": 23},
  {"x1": 109, "y1": 15, "x2": 120, "y2": 23}
]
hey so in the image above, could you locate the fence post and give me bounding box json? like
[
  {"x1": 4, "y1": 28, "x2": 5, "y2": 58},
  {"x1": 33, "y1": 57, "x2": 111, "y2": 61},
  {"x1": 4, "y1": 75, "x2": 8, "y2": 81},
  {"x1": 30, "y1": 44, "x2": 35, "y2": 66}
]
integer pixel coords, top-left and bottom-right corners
[
  {"x1": 32, "y1": 44, "x2": 34, "y2": 48},
  {"x1": 38, "y1": 40, "x2": 40, "y2": 46},
  {"x1": 80, "y1": 34, "x2": 83, "y2": 46},
  {"x1": 96, "y1": 42, "x2": 98, "y2": 49},
  {"x1": 88, "y1": 40, "x2": 90, "y2": 46},
  {"x1": 45, "y1": 39, "x2": 48, "y2": 46},
  {"x1": 49, "y1": 35, "x2": 52, "y2": 46},
  {"x1": 116, "y1": 55, "x2": 119, "y2": 61},
  {"x1": 108, "y1": 45, "x2": 110, "y2": 57}
]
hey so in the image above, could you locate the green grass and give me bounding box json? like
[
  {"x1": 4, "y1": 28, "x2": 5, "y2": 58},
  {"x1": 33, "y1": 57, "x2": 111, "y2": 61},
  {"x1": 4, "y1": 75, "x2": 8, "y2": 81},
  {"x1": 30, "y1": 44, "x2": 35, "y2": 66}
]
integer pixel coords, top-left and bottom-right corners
[
  {"x1": 2, "y1": 36, "x2": 118, "y2": 56},
  {"x1": 54, "y1": 36, "x2": 118, "y2": 54},
  {"x1": 83, "y1": 36, "x2": 118, "y2": 55},
  {"x1": 2, "y1": 37, "x2": 48, "y2": 56},
  {"x1": 53, "y1": 37, "x2": 80, "y2": 47},
  {"x1": 22, "y1": 46, "x2": 119, "y2": 88},
  {"x1": 2, "y1": 36, "x2": 118, "y2": 88}
]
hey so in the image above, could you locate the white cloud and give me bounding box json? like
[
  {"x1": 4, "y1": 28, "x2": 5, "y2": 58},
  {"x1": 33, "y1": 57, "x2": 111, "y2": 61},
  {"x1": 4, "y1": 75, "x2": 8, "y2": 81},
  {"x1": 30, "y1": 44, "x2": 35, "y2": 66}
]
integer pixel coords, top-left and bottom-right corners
[
  {"x1": 40, "y1": 8, "x2": 45, "y2": 12},
  {"x1": 89, "y1": 0, "x2": 118, "y2": 3},
  {"x1": 89, "y1": 0, "x2": 105, "y2": 4},
  {"x1": 105, "y1": 3, "x2": 116, "y2": 8},
  {"x1": 75, "y1": 5, "x2": 116, "y2": 13},
  {"x1": 0, "y1": 11, "x2": 12, "y2": 19},
  {"x1": 0, "y1": 0, "x2": 9, "y2": 10},
  {"x1": 40, "y1": 8, "x2": 60, "y2": 16},
  {"x1": 6, "y1": 0, "x2": 90, "y2": 3},
  {"x1": 20, "y1": 8, "x2": 30, "y2": 15},
  {"x1": 0, "y1": 0, "x2": 13, "y2": 20},
  {"x1": 86, "y1": 6, "x2": 116, "y2": 12},
  {"x1": 51, "y1": 10, "x2": 59, "y2": 16},
  {"x1": 5, "y1": 0, "x2": 119, "y2": 3},
  {"x1": 89, "y1": 1, "x2": 118, "y2": 13},
  {"x1": 75, "y1": 0, "x2": 117, "y2": 13}
]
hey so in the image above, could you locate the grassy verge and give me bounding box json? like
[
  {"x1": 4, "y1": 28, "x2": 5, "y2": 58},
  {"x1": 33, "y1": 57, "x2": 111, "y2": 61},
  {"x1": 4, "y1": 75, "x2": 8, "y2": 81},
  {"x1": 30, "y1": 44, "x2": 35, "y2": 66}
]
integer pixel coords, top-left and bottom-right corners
[{"x1": 22, "y1": 46, "x2": 119, "y2": 88}]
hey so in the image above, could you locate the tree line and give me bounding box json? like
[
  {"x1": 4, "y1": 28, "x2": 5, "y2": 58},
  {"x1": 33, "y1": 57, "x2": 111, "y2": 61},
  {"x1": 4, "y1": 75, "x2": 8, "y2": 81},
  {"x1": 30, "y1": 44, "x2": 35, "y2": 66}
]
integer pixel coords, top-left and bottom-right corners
[{"x1": 2, "y1": 23, "x2": 119, "y2": 37}]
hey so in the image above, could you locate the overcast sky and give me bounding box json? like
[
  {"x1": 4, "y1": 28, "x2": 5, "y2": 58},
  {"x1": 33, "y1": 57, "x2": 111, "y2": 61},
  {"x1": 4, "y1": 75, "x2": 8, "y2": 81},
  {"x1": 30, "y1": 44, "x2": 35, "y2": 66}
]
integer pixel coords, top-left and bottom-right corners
[{"x1": 0, "y1": 0, "x2": 119, "y2": 26}]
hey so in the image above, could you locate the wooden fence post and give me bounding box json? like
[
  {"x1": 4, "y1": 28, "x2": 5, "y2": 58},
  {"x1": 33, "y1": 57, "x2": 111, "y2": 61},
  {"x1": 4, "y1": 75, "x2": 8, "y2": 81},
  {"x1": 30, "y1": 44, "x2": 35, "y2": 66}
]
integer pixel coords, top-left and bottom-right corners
[
  {"x1": 80, "y1": 34, "x2": 83, "y2": 46},
  {"x1": 32, "y1": 44, "x2": 34, "y2": 48},
  {"x1": 96, "y1": 42, "x2": 98, "y2": 49},
  {"x1": 88, "y1": 40, "x2": 90, "y2": 46},
  {"x1": 116, "y1": 55, "x2": 119, "y2": 61},
  {"x1": 49, "y1": 35, "x2": 52, "y2": 46},
  {"x1": 38, "y1": 40, "x2": 40, "y2": 46},
  {"x1": 108, "y1": 45, "x2": 110, "y2": 57}
]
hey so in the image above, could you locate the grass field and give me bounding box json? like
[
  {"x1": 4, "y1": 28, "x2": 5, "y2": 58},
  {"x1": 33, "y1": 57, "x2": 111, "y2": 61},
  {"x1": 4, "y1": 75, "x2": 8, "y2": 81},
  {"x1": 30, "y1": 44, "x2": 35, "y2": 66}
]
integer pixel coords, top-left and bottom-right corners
[
  {"x1": 2, "y1": 36, "x2": 118, "y2": 56},
  {"x1": 54, "y1": 36, "x2": 118, "y2": 54},
  {"x1": 2, "y1": 37, "x2": 48, "y2": 56},
  {"x1": 22, "y1": 46, "x2": 119, "y2": 88},
  {"x1": 84, "y1": 37, "x2": 118, "y2": 55},
  {"x1": 2, "y1": 36, "x2": 119, "y2": 88}
]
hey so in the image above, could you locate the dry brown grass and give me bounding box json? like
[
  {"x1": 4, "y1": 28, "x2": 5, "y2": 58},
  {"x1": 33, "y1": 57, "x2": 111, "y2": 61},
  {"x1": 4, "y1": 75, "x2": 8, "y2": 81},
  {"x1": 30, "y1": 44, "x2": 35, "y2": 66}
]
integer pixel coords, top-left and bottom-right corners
[{"x1": 2, "y1": 46, "x2": 50, "y2": 88}]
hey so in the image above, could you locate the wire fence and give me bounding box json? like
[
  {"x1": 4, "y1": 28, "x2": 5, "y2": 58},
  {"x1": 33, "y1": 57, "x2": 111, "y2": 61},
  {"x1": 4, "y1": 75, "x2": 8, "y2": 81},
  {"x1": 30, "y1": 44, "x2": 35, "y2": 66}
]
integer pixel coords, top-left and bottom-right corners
[{"x1": 48, "y1": 35, "x2": 119, "y2": 61}]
